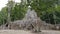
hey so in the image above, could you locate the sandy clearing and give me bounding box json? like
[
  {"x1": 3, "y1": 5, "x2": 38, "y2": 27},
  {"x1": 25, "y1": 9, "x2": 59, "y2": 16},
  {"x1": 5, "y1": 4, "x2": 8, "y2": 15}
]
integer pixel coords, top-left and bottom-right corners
[
  {"x1": 0, "y1": 30, "x2": 60, "y2": 34},
  {"x1": 0, "y1": 30, "x2": 34, "y2": 34},
  {"x1": 36, "y1": 30, "x2": 60, "y2": 34}
]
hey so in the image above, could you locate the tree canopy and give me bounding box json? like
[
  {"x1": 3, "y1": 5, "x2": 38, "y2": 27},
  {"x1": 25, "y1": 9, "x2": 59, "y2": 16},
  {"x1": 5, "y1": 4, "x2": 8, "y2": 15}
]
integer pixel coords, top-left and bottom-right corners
[{"x1": 0, "y1": 0, "x2": 60, "y2": 25}]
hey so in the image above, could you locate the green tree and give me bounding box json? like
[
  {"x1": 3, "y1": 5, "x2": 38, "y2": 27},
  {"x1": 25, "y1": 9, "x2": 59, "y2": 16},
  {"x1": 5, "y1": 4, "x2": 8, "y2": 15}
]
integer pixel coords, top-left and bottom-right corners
[
  {"x1": 27, "y1": 0, "x2": 60, "y2": 24},
  {"x1": 0, "y1": 0, "x2": 28, "y2": 25},
  {"x1": 11, "y1": 3, "x2": 28, "y2": 21},
  {"x1": 0, "y1": 7, "x2": 7, "y2": 25}
]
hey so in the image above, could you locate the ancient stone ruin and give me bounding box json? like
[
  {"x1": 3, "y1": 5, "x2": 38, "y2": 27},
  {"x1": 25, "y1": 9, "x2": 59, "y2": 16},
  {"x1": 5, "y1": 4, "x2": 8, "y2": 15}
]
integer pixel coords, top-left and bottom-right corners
[
  {"x1": 8, "y1": 8, "x2": 42, "y2": 32},
  {"x1": 0, "y1": 7, "x2": 60, "y2": 31},
  {"x1": 0, "y1": 7, "x2": 41, "y2": 30}
]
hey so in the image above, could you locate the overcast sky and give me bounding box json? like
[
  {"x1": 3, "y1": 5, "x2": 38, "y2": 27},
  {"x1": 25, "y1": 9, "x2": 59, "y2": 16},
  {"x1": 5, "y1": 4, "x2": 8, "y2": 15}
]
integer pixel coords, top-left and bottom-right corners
[{"x1": 0, "y1": 0, "x2": 21, "y2": 11}]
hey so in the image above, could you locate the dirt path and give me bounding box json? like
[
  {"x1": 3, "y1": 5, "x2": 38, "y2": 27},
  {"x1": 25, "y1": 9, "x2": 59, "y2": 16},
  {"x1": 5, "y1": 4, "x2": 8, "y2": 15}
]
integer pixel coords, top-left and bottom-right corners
[
  {"x1": 0, "y1": 30, "x2": 34, "y2": 34},
  {"x1": 37, "y1": 30, "x2": 60, "y2": 34},
  {"x1": 0, "y1": 30, "x2": 60, "y2": 34}
]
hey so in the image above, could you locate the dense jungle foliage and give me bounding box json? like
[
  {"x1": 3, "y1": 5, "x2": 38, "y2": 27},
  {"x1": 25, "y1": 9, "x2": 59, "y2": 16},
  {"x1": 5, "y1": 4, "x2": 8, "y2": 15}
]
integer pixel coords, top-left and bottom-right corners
[{"x1": 0, "y1": 0, "x2": 60, "y2": 25}]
